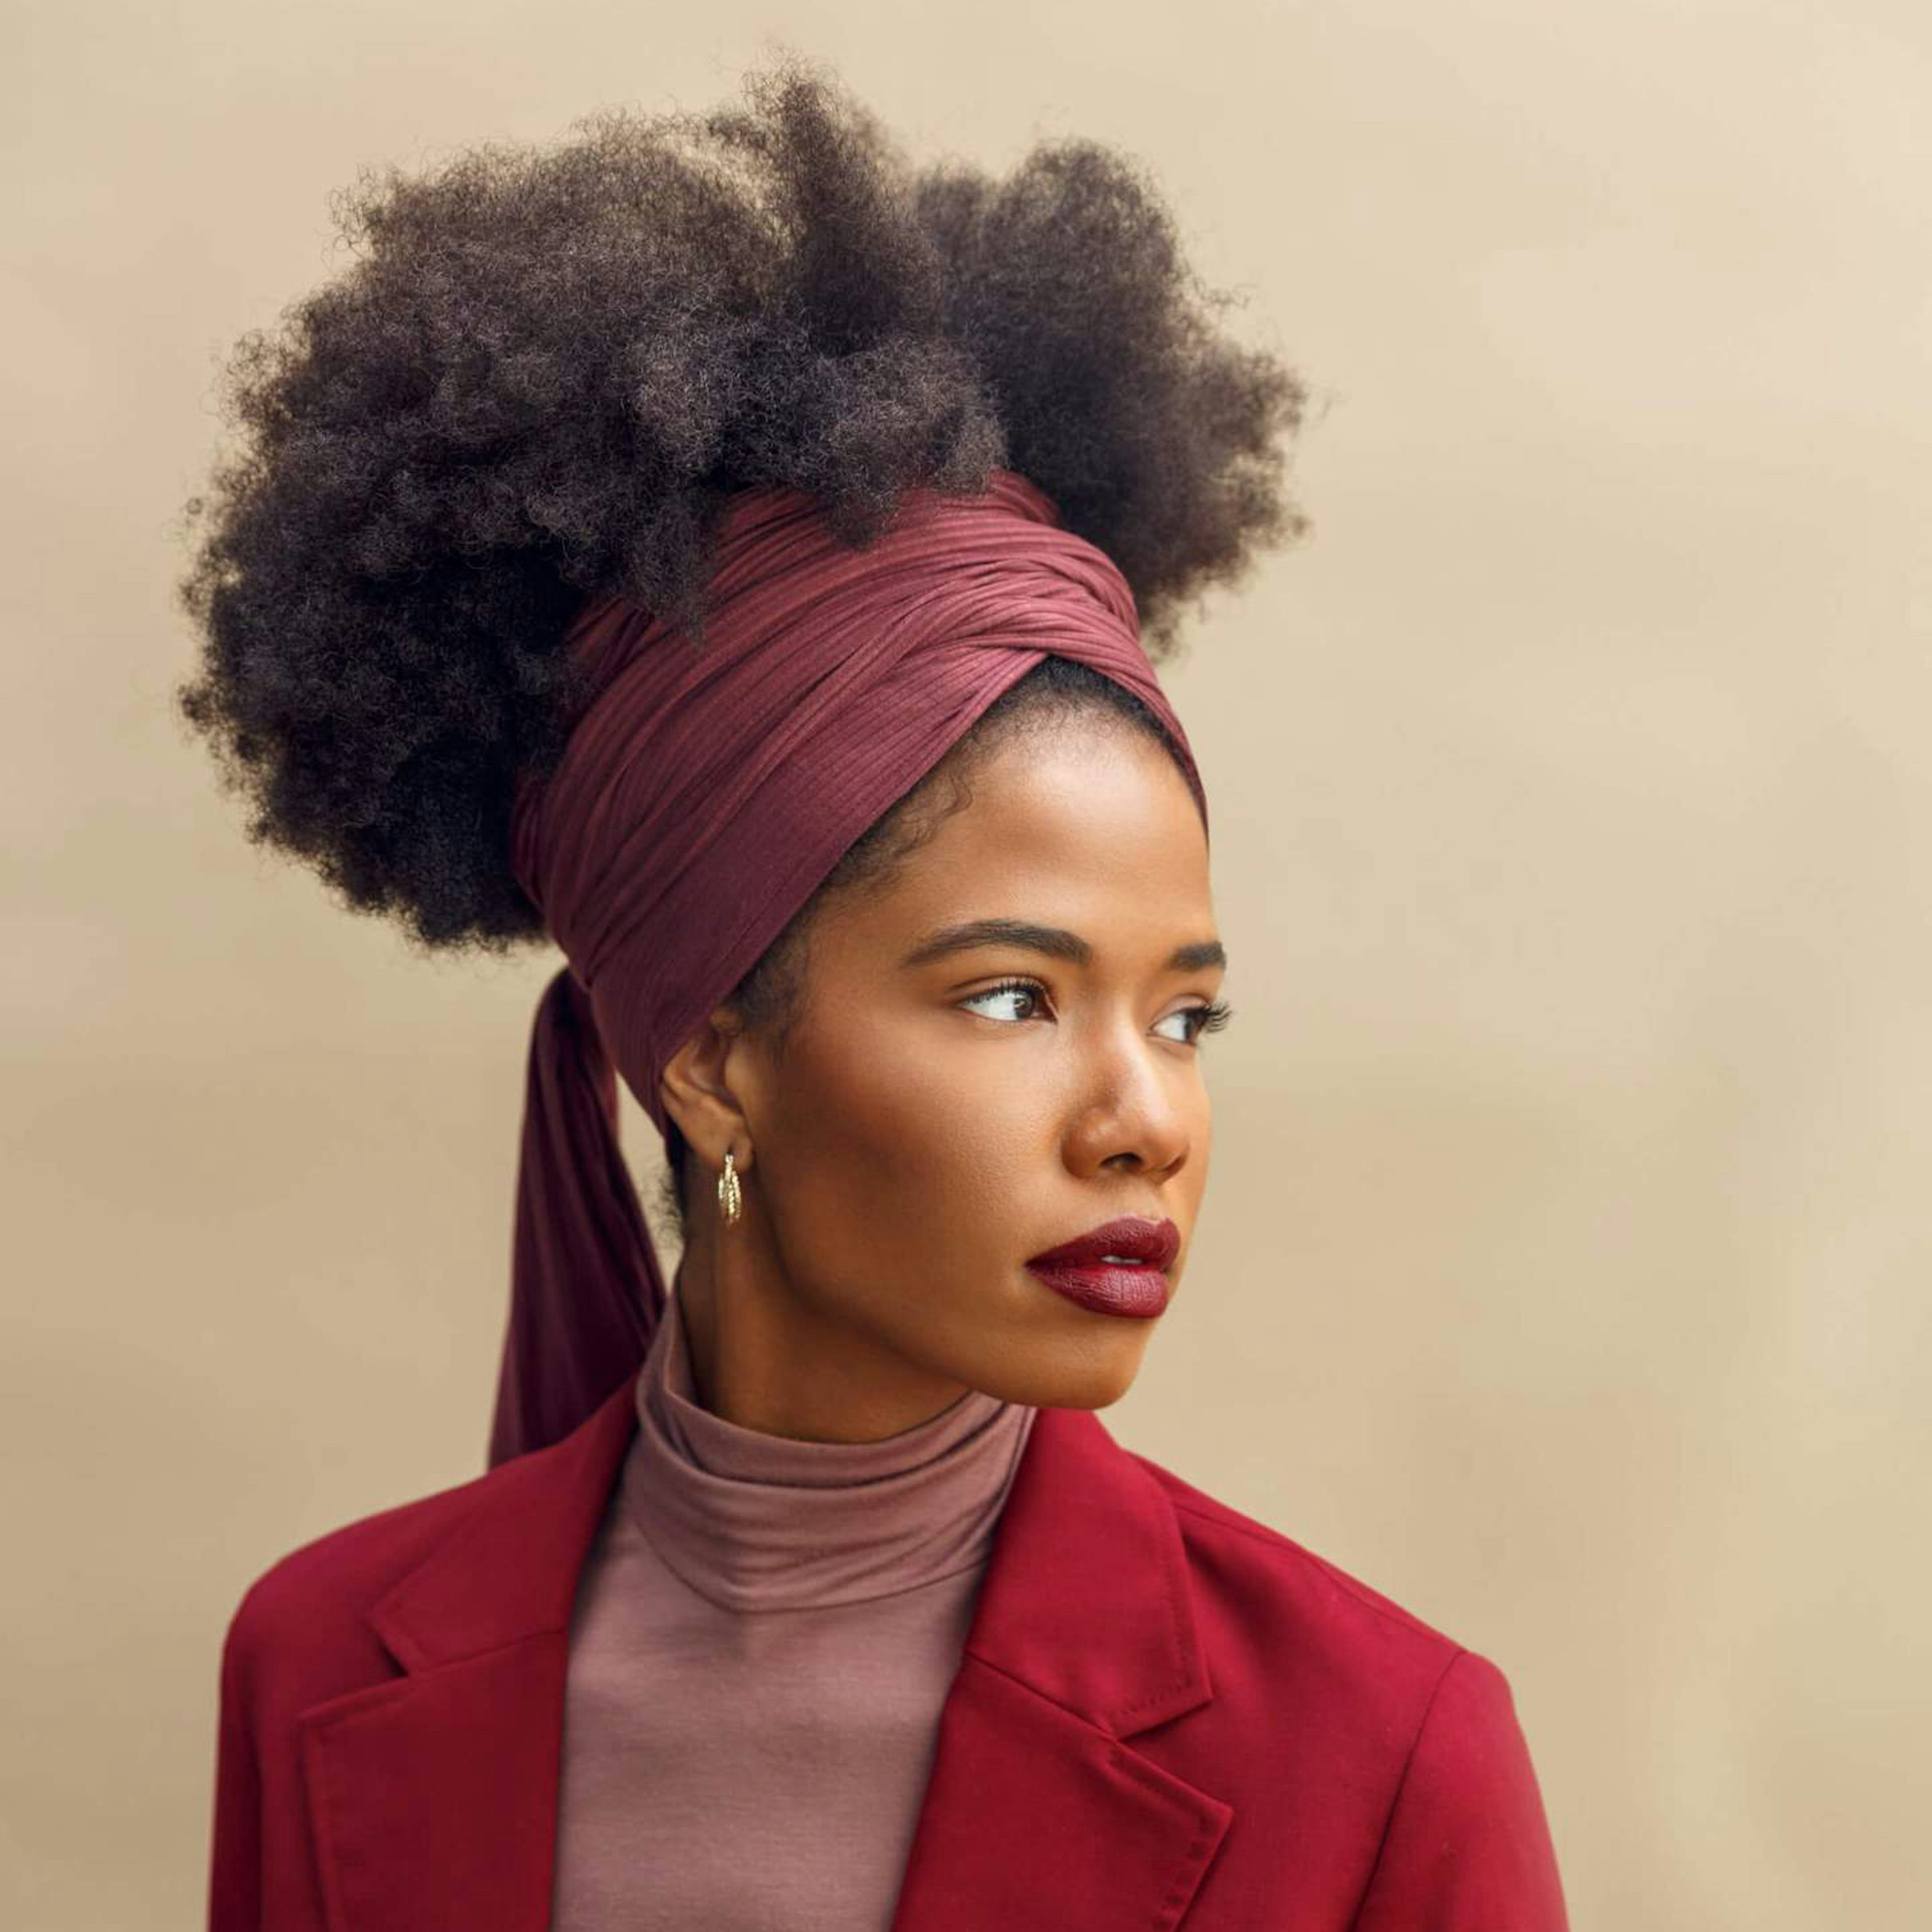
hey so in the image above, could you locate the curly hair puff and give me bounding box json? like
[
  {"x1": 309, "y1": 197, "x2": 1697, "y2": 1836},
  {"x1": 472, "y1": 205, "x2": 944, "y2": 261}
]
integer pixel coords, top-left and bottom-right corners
[{"x1": 173, "y1": 54, "x2": 1309, "y2": 1231}]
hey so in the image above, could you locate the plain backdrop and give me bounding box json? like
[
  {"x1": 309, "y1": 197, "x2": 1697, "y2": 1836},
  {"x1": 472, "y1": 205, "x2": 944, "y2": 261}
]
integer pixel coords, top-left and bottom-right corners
[{"x1": 6, "y1": 2, "x2": 1929, "y2": 1926}]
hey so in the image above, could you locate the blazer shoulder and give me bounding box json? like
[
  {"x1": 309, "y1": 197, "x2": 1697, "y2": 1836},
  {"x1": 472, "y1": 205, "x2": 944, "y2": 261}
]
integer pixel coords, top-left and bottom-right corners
[
  {"x1": 1123, "y1": 1449, "x2": 1569, "y2": 1921},
  {"x1": 220, "y1": 1458, "x2": 501, "y2": 1697},
  {"x1": 1129, "y1": 1445, "x2": 1480, "y2": 1751}
]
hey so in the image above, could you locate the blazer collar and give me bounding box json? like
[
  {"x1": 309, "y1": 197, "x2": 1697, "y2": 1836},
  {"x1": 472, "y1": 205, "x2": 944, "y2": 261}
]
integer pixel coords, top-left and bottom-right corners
[{"x1": 297, "y1": 1379, "x2": 1233, "y2": 1931}]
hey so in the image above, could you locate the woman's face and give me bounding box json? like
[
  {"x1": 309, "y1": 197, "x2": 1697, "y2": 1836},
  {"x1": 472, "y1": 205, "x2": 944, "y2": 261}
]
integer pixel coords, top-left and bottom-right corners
[{"x1": 670, "y1": 714, "x2": 1228, "y2": 1433}]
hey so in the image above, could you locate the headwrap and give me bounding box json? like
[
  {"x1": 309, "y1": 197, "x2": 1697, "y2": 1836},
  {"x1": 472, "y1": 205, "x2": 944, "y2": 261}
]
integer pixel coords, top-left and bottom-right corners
[{"x1": 489, "y1": 467, "x2": 1209, "y2": 1466}]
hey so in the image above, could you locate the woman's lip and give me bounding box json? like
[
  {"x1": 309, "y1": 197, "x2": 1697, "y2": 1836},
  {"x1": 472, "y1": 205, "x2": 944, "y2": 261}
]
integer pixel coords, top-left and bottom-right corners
[
  {"x1": 1025, "y1": 1260, "x2": 1171, "y2": 1319},
  {"x1": 1026, "y1": 1216, "x2": 1181, "y2": 1271}
]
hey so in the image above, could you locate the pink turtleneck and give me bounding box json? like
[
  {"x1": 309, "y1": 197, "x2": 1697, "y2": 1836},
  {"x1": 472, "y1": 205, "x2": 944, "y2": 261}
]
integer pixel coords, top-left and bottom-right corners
[{"x1": 549, "y1": 1280, "x2": 1039, "y2": 1931}]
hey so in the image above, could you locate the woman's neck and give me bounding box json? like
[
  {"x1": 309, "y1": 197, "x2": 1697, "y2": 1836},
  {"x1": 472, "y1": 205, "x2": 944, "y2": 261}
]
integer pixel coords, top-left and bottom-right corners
[{"x1": 672, "y1": 1229, "x2": 977, "y2": 1444}]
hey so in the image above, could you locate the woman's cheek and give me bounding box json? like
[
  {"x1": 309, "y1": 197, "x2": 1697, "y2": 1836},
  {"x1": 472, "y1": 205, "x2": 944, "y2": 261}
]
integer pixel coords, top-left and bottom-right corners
[{"x1": 816, "y1": 1008, "x2": 979, "y2": 1149}]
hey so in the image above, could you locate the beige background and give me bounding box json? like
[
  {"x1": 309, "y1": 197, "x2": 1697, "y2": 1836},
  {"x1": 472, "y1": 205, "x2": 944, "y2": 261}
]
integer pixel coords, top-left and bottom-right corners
[{"x1": 7, "y1": 2, "x2": 1928, "y2": 1925}]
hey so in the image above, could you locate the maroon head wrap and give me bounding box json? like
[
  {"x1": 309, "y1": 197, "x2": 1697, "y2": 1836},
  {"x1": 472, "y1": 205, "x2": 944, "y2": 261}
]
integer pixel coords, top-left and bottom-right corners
[{"x1": 489, "y1": 467, "x2": 1209, "y2": 1466}]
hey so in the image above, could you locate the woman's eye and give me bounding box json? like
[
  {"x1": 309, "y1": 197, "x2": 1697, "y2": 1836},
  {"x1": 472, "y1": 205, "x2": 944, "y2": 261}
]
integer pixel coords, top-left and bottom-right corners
[
  {"x1": 1156, "y1": 999, "x2": 1235, "y2": 1045},
  {"x1": 960, "y1": 982, "x2": 1235, "y2": 1044},
  {"x1": 959, "y1": 979, "x2": 1048, "y2": 1023}
]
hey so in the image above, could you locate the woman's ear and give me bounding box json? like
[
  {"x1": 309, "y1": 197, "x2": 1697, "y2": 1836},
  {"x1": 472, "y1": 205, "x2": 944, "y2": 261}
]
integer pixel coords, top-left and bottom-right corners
[{"x1": 658, "y1": 1004, "x2": 758, "y2": 1174}]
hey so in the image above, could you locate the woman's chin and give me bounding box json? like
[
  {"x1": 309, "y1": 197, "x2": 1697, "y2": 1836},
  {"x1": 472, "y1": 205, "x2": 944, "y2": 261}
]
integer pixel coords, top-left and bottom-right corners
[{"x1": 964, "y1": 1330, "x2": 1156, "y2": 1412}]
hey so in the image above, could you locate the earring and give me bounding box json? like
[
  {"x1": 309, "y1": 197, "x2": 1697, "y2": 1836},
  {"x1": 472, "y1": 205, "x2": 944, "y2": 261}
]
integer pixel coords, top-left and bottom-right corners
[{"x1": 717, "y1": 1149, "x2": 743, "y2": 1226}]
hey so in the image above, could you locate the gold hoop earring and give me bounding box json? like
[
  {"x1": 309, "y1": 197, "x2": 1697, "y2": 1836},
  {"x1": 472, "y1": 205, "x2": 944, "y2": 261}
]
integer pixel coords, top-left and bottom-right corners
[{"x1": 717, "y1": 1149, "x2": 743, "y2": 1226}]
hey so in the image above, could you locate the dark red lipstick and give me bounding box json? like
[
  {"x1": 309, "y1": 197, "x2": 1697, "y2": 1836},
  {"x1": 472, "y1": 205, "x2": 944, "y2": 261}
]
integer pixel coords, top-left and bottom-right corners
[{"x1": 1024, "y1": 1216, "x2": 1180, "y2": 1319}]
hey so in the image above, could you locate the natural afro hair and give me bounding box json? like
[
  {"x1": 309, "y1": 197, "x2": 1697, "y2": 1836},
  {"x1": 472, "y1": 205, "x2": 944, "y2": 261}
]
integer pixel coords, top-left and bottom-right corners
[{"x1": 174, "y1": 53, "x2": 1308, "y2": 964}]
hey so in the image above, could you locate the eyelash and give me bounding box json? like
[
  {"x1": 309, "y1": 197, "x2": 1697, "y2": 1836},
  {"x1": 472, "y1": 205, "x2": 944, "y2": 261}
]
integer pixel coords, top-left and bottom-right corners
[{"x1": 963, "y1": 976, "x2": 1234, "y2": 1045}]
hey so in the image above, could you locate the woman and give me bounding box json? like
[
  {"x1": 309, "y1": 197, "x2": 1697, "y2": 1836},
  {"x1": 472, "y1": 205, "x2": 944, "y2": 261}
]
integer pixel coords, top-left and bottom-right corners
[{"x1": 180, "y1": 58, "x2": 1570, "y2": 1931}]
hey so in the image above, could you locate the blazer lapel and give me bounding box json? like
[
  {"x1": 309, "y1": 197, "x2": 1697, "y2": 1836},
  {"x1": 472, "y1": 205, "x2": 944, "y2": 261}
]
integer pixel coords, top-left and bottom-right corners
[
  {"x1": 888, "y1": 1404, "x2": 1234, "y2": 1932},
  {"x1": 294, "y1": 1379, "x2": 1231, "y2": 1932},
  {"x1": 295, "y1": 1379, "x2": 640, "y2": 1932}
]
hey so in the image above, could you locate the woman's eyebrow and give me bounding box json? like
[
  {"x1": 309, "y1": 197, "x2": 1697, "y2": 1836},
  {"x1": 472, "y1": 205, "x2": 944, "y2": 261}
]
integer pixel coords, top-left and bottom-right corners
[{"x1": 898, "y1": 917, "x2": 1226, "y2": 974}]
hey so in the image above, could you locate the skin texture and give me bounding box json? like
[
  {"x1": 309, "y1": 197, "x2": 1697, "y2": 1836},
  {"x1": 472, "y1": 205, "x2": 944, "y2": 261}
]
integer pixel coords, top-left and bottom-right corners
[{"x1": 659, "y1": 716, "x2": 1228, "y2": 1443}]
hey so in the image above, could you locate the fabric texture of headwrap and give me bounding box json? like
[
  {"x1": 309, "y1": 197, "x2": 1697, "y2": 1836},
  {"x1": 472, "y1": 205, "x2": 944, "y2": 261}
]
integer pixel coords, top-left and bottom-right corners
[{"x1": 489, "y1": 467, "x2": 1209, "y2": 1467}]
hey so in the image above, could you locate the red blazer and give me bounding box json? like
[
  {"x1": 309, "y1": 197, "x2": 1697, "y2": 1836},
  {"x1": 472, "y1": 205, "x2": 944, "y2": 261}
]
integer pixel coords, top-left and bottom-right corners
[{"x1": 207, "y1": 1375, "x2": 1570, "y2": 1930}]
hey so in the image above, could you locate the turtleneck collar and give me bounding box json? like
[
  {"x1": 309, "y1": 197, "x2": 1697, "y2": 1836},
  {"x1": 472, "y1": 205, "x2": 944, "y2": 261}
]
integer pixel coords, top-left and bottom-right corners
[{"x1": 620, "y1": 1277, "x2": 1039, "y2": 1614}]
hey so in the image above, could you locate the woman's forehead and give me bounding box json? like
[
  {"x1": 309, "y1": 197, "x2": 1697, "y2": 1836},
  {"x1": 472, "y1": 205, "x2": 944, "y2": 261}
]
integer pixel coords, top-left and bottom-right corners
[{"x1": 824, "y1": 733, "x2": 1216, "y2": 963}]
